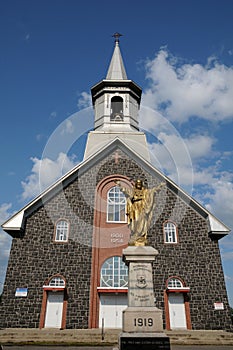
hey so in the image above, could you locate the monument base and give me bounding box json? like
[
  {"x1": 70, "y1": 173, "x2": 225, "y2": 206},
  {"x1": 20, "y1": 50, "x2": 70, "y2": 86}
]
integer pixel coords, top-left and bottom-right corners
[
  {"x1": 119, "y1": 332, "x2": 171, "y2": 350},
  {"x1": 123, "y1": 306, "x2": 163, "y2": 332},
  {"x1": 120, "y1": 245, "x2": 170, "y2": 349}
]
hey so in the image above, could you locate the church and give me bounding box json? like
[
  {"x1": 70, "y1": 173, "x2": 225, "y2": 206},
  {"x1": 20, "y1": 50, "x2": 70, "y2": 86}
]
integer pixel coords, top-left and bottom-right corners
[{"x1": 0, "y1": 34, "x2": 232, "y2": 331}]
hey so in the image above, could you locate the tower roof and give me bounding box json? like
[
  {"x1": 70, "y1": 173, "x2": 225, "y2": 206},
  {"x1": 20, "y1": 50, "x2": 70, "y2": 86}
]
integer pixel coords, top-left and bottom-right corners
[{"x1": 106, "y1": 33, "x2": 127, "y2": 80}]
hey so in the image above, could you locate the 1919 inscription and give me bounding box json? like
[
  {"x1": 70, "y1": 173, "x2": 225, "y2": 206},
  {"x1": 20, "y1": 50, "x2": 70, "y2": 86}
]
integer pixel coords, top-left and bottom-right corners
[{"x1": 134, "y1": 317, "x2": 153, "y2": 327}]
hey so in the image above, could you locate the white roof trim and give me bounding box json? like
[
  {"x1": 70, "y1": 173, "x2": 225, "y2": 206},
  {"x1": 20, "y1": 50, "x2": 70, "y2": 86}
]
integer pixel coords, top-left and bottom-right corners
[
  {"x1": 207, "y1": 214, "x2": 230, "y2": 234},
  {"x1": 3, "y1": 210, "x2": 25, "y2": 231},
  {"x1": 2, "y1": 137, "x2": 230, "y2": 237}
]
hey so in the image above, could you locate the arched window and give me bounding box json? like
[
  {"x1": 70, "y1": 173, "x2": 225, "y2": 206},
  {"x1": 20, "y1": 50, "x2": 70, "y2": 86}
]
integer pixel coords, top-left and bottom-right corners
[
  {"x1": 100, "y1": 256, "x2": 128, "y2": 288},
  {"x1": 110, "y1": 96, "x2": 124, "y2": 121},
  {"x1": 107, "y1": 186, "x2": 126, "y2": 222},
  {"x1": 167, "y1": 277, "x2": 184, "y2": 289},
  {"x1": 164, "y1": 221, "x2": 177, "y2": 243},
  {"x1": 49, "y1": 276, "x2": 65, "y2": 287},
  {"x1": 55, "y1": 220, "x2": 69, "y2": 242}
]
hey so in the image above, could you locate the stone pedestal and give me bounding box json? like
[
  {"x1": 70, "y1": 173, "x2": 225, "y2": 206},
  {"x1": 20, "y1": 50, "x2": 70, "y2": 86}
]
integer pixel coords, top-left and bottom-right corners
[
  {"x1": 123, "y1": 307, "x2": 163, "y2": 333},
  {"x1": 119, "y1": 245, "x2": 170, "y2": 350}
]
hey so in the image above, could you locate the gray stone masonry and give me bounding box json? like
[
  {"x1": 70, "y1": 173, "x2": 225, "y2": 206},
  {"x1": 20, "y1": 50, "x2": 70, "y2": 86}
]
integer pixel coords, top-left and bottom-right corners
[{"x1": 0, "y1": 148, "x2": 232, "y2": 330}]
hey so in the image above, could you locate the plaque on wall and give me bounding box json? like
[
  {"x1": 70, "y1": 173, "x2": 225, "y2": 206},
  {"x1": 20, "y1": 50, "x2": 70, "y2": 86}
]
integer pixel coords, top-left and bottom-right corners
[{"x1": 15, "y1": 288, "x2": 28, "y2": 297}]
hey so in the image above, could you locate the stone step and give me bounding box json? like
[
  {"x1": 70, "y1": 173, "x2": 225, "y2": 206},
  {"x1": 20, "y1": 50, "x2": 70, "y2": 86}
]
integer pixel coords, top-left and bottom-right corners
[
  {"x1": 0, "y1": 328, "x2": 233, "y2": 346},
  {"x1": 167, "y1": 330, "x2": 233, "y2": 346}
]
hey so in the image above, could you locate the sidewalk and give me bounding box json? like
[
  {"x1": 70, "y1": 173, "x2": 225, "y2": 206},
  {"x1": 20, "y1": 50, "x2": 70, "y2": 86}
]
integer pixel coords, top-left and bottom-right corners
[{"x1": 0, "y1": 328, "x2": 233, "y2": 346}]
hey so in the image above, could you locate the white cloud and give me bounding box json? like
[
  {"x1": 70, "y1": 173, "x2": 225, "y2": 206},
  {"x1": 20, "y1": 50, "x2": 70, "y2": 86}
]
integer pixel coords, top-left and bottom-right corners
[
  {"x1": 141, "y1": 48, "x2": 233, "y2": 234},
  {"x1": 50, "y1": 111, "x2": 57, "y2": 119},
  {"x1": 143, "y1": 49, "x2": 233, "y2": 123},
  {"x1": 36, "y1": 134, "x2": 44, "y2": 141},
  {"x1": 149, "y1": 137, "x2": 192, "y2": 186},
  {"x1": 205, "y1": 179, "x2": 233, "y2": 229},
  {"x1": 0, "y1": 203, "x2": 12, "y2": 226},
  {"x1": 60, "y1": 119, "x2": 74, "y2": 135},
  {"x1": 186, "y1": 134, "x2": 215, "y2": 160},
  {"x1": 21, "y1": 152, "x2": 77, "y2": 201},
  {"x1": 148, "y1": 133, "x2": 216, "y2": 188},
  {"x1": 77, "y1": 91, "x2": 92, "y2": 109},
  {"x1": 148, "y1": 129, "x2": 233, "y2": 238},
  {"x1": 191, "y1": 168, "x2": 217, "y2": 187}
]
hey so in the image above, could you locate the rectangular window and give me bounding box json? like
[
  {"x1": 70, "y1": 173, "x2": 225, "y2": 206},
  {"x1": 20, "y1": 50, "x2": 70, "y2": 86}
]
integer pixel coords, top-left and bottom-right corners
[
  {"x1": 107, "y1": 187, "x2": 127, "y2": 223},
  {"x1": 55, "y1": 220, "x2": 69, "y2": 242},
  {"x1": 164, "y1": 222, "x2": 177, "y2": 244}
]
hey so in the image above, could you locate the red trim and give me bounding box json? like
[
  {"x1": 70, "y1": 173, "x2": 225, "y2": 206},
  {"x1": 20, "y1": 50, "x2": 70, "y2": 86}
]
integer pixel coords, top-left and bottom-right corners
[
  {"x1": 97, "y1": 288, "x2": 128, "y2": 293},
  {"x1": 39, "y1": 275, "x2": 67, "y2": 329},
  {"x1": 166, "y1": 288, "x2": 190, "y2": 293},
  {"x1": 164, "y1": 290, "x2": 170, "y2": 330},
  {"x1": 184, "y1": 293, "x2": 192, "y2": 330},
  {"x1": 61, "y1": 290, "x2": 68, "y2": 329},
  {"x1": 164, "y1": 290, "x2": 192, "y2": 330},
  {"x1": 39, "y1": 288, "x2": 67, "y2": 329},
  {"x1": 165, "y1": 276, "x2": 187, "y2": 289},
  {"x1": 39, "y1": 289, "x2": 47, "y2": 329},
  {"x1": 88, "y1": 174, "x2": 131, "y2": 328},
  {"x1": 47, "y1": 274, "x2": 67, "y2": 287},
  {"x1": 43, "y1": 287, "x2": 65, "y2": 291}
]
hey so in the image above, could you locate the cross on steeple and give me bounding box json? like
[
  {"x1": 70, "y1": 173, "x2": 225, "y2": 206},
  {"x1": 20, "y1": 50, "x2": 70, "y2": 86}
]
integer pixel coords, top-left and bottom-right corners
[
  {"x1": 112, "y1": 32, "x2": 122, "y2": 43},
  {"x1": 106, "y1": 32, "x2": 127, "y2": 80}
]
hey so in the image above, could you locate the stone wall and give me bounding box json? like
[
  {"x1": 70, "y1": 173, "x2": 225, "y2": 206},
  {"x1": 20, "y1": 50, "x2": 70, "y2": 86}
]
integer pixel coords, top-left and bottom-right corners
[
  {"x1": 0, "y1": 171, "x2": 95, "y2": 329},
  {"x1": 95, "y1": 149, "x2": 232, "y2": 330},
  {"x1": 151, "y1": 192, "x2": 232, "y2": 331},
  {"x1": 0, "y1": 148, "x2": 232, "y2": 330}
]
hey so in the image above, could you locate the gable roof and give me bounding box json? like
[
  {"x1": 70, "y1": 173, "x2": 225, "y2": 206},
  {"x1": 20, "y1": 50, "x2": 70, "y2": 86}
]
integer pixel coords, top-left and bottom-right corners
[{"x1": 2, "y1": 137, "x2": 230, "y2": 239}]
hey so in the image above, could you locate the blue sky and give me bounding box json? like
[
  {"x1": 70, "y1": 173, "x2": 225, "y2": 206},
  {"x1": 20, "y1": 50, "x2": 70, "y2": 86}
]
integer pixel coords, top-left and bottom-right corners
[{"x1": 0, "y1": 0, "x2": 233, "y2": 307}]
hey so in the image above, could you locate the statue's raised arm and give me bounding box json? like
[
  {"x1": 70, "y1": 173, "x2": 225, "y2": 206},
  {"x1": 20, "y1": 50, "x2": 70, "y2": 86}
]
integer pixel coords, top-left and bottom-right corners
[
  {"x1": 114, "y1": 180, "x2": 132, "y2": 198},
  {"x1": 115, "y1": 179, "x2": 166, "y2": 246}
]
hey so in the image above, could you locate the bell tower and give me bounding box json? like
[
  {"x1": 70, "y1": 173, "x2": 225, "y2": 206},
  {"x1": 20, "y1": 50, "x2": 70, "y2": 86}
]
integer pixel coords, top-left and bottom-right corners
[{"x1": 84, "y1": 33, "x2": 150, "y2": 161}]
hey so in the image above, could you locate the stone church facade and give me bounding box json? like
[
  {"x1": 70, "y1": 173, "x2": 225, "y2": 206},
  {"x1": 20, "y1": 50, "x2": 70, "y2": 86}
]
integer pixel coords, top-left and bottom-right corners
[{"x1": 0, "y1": 35, "x2": 232, "y2": 331}]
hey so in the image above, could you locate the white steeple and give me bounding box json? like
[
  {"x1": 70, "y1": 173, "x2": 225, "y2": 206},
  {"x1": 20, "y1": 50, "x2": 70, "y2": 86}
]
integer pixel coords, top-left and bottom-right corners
[
  {"x1": 84, "y1": 34, "x2": 150, "y2": 161},
  {"x1": 106, "y1": 33, "x2": 128, "y2": 80},
  {"x1": 91, "y1": 33, "x2": 142, "y2": 132}
]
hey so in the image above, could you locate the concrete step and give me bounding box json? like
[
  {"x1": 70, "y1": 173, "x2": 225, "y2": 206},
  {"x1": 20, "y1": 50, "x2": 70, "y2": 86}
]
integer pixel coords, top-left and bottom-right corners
[
  {"x1": 167, "y1": 330, "x2": 233, "y2": 346},
  {"x1": 0, "y1": 328, "x2": 233, "y2": 346}
]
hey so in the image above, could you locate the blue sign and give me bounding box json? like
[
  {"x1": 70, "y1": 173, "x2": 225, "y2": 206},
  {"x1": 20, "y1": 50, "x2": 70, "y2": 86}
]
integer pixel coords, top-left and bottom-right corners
[{"x1": 15, "y1": 288, "x2": 28, "y2": 297}]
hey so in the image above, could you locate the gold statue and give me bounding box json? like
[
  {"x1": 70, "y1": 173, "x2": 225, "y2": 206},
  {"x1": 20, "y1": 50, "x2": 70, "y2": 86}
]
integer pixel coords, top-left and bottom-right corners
[{"x1": 115, "y1": 179, "x2": 166, "y2": 246}]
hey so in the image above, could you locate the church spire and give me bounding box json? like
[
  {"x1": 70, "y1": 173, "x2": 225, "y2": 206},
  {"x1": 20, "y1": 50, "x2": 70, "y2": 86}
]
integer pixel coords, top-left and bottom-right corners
[
  {"x1": 106, "y1": 32, "x2": 127, "y2": 80},
  {"x1": 84, "y1": 34, "x2": 150, "y2": 161}
]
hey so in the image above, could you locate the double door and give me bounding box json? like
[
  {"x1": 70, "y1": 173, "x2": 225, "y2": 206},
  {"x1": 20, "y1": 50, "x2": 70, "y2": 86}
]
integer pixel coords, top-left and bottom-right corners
[{"x1": 99, "y1": 293, "x2": 127, "y2": 328}]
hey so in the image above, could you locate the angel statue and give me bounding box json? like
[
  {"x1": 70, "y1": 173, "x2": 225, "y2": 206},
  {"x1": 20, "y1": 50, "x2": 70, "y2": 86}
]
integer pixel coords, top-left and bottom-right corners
[{"x1": 115, "y1": 179, "x2": 166, "y2": 246}]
